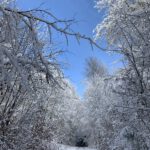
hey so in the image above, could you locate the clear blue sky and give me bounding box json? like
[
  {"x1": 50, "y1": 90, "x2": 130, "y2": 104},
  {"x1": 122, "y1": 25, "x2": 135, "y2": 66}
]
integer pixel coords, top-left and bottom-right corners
[{"x1": 16, "y1": 0, "x2": 122, "y2": 97}]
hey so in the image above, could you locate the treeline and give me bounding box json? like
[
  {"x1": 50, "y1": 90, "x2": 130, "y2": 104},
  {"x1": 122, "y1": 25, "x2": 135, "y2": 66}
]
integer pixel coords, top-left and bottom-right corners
[
  {"x1": 1, "y1": 0, "x2": 150, "y2": 150},
  {"x1": 0, "y1": 0, "x2": 88, "y2": 149},
  {"x1": 83, "y1": 0, "x2": 150, "y2": 149}
]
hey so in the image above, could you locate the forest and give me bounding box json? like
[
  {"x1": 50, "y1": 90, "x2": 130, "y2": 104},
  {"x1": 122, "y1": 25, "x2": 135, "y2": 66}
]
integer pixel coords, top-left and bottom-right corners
[{"x1": 0, "y1": 0, "x2": 150, "y2": 150}]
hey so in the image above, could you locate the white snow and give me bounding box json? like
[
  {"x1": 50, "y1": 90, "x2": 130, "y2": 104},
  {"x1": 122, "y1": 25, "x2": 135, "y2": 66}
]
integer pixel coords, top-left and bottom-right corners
[{"x1": 58, "y1": 145, "x2": 96, "y2": 150}]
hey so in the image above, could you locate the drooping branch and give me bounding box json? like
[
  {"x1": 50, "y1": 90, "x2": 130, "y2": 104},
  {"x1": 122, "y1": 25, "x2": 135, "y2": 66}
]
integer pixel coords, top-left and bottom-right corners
[{"x1": 3, "y1": 7, "x2": 103, "y2": 50}]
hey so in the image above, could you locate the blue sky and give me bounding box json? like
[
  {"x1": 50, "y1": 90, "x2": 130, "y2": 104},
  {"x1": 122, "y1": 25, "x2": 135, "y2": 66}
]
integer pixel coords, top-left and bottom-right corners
[{"x1": 16, "y1": 0, "x2": 122, "y2": 97}]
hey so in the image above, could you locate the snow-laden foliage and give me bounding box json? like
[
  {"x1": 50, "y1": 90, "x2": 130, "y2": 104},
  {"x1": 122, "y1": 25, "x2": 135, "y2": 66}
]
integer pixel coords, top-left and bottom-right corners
[
  {"x1": 92, "y1": 0, "x2": 150, "y2": 149},
  {"x1": 0, "y1": 0, "x2": 64, "y2": 148},
  {"x1": 85, "y1": 57, "x2": 108, "y2": 79},
  {"x1": 10, "y1": 78, "x2": 81, "y2": 150},
  {"x1": 83, "y1": 58, "x2": 117, "y2": 149},
  {"x1": 0, "y1": 0, "x2": 13, "y2": 6},
  {"x1": 1, "y1": 0, "x2": 150, "y2": 149},
  {"x1": 0, "y1": 0, "x2": 94, "y2": 149}
]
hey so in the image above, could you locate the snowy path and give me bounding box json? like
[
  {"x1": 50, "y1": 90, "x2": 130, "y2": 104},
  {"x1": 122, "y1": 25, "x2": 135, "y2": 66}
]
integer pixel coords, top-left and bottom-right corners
[
  {"x1": 58, "y1": 145, "x2": 96, "y2": 150},
  {"x1": 48, "y1": 142, "x2": 96, "y2": 150}
]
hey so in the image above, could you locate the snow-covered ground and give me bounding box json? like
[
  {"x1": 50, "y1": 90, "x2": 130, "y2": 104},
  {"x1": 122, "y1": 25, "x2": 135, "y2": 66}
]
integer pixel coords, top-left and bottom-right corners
[
  {"x1": 46, "y1": 141, "x2": 97, "y2": 150},
  {"x1": 58, "y1": 144, "x2": 96, "y2": 150}
]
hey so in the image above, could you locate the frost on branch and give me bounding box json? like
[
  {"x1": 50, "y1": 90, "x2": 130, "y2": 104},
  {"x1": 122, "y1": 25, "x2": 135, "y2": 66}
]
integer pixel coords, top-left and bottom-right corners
[
  {"x1": 0, "y1": 1, "x2": 98, "y2": 149},
  {"x1": 93, "y1": 0, "x2": 150, "y2": 149}
]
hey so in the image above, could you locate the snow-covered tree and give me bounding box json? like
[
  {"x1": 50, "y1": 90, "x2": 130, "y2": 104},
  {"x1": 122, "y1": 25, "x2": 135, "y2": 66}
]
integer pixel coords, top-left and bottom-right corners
[
  {"x1": 0, "y1": 0, "x2": 99, "y2": 149},
  {"x1": 84, "y1": 58, "x2": 117, "y2": 149},
  {"x1": 85, "y1": 57, "x2": 108, "y2": 79},
  {"x1": 94, "y1": 0, "x2": 150, "y2": 149}
]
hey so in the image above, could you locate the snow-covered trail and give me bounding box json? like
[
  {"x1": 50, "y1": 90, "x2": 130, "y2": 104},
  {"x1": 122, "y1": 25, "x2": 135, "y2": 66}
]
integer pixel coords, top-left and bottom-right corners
[
  {"x1": 58, "y1": 144, "x2": 96, "y2": 150},
  {"x1": 48, "y1": 142, "x2": 97, "y2": 150}
]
